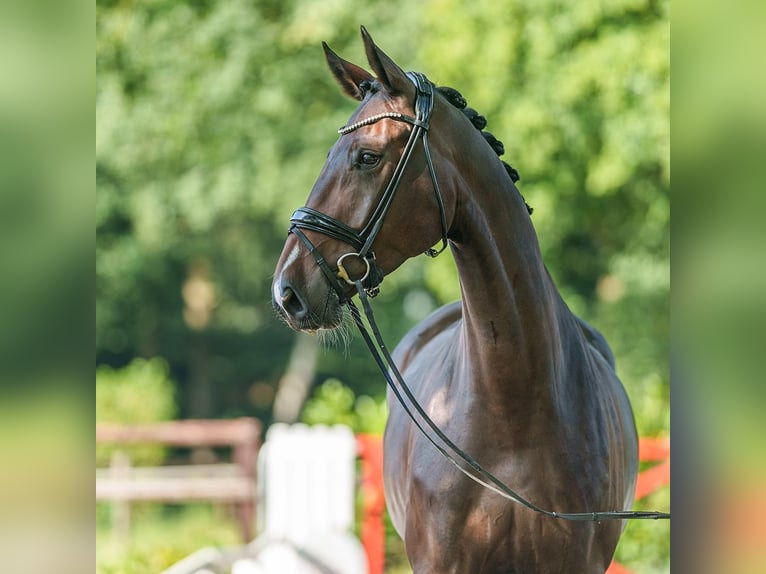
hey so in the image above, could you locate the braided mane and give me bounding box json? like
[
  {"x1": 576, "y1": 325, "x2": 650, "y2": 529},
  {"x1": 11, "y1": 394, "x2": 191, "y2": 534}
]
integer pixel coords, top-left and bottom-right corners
[
  {"x1": 437, "y1": 86, "x2": 533, "y2": 215},
  {"x1": 356, "y1": 79, "x2": 532, "y2": 215}
]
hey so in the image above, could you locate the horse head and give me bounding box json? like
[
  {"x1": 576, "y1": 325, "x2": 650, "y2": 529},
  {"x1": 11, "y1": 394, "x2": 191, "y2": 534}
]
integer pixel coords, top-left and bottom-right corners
[{"x1": 272, "y1": 27, "x2": 460, "y2": 331}]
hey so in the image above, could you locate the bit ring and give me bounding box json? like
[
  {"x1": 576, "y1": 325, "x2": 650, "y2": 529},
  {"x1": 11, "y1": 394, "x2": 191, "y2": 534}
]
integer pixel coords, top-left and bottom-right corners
[{"x1": 337, "y1": 252, "x2": 371, "y2": 285}]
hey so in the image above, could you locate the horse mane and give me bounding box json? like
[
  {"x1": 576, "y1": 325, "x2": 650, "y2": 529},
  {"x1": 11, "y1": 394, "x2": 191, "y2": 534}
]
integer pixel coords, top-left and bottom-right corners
[
  {"x1": 357, "y1": 79, "x2": 532, "y2": 215},
  {"x1": 436, "y1": 86, "x2": 533, "y2": 215}
]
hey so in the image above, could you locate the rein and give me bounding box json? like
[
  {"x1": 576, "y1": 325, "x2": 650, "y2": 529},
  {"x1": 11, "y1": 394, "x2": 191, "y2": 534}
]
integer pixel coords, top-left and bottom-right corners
[
  {"x1": 348, "y1": 281, "x2": 670, "y2": 522},
  {"x1": 290, "y1": 72, "x2": 670, "y2": 522}
]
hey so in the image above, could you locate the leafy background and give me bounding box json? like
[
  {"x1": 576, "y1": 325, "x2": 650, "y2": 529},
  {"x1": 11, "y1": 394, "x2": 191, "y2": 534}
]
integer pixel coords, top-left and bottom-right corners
[{"x1": 96, "y1": 0, "x2": 669, "y2": 572}]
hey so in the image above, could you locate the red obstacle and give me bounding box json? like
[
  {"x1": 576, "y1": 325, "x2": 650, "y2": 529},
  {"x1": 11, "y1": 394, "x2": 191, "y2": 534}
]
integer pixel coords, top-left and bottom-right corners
[
  {"x1": 357, "y1": 434, "x2": 386, "y2": 574},
  {"x1": 606, "y1": 436, "x2": 670, "y2": 574},
  {"x1": 633, "y1": 436, "x2": 671, "y2": 500}
]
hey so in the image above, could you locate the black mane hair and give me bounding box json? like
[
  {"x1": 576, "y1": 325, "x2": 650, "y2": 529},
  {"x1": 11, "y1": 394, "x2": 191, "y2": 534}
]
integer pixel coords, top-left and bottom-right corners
[
  {"x1": 357, "y1": 78, "x2": 532, "y2": 215},
  {"x1": 437, "y1": 85, "x2": 533, "y2": 215}
]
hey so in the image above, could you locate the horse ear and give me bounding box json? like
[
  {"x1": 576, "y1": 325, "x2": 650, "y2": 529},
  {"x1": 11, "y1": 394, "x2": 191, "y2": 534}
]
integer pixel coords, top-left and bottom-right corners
[
  {"x1": 360, "y1": 26, "x2": 412, "y2": 95},
  {"x1": 323, "y1": 42, "x2": 374, "y2": 101}
]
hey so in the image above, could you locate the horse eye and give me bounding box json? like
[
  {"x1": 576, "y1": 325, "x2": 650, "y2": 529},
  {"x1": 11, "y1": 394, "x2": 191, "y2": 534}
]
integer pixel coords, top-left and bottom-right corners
[{"x1": 357, "y1": 151, "x2": 380, "y2": 168}]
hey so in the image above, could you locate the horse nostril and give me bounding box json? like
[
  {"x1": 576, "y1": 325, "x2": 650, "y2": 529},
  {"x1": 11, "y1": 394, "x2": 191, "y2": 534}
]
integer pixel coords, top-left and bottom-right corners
[
  {"x1": 280, "y1": 286, "x2": 293, "y2": 305},
  {"x1": 281, "y1": 285, "x2": 309, "y2": 320}
]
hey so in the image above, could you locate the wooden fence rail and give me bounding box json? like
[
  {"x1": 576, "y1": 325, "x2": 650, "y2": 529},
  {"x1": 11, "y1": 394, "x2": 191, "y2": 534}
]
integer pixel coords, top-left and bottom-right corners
[
  {"x1": 96, "y1": 418, "x2": 262, "y2": 542},
  {"x1": 98, "y1": 421, "x2": 666, "y2": 574}
]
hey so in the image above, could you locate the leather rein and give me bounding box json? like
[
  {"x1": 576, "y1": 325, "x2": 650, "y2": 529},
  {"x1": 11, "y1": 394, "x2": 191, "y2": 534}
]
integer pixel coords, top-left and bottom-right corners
[{"x1": 288, "y1": 72, "x2": 670, "y2": 522}]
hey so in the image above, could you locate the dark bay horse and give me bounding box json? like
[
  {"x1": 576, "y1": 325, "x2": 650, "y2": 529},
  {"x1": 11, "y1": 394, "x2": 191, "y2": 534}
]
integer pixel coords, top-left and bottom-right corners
[{"x1": 272, "y1": 27, "x2": 638, "y2": 574}]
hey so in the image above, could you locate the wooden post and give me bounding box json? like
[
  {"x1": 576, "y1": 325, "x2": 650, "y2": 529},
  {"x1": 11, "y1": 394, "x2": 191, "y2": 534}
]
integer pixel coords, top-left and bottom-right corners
[
  {"x1": 231, "y1": 419, "x2": 261, "y2": 542},
  {"x1": 96, "y1": 418, "x2": 263, "y2": 544},
  {"x1": 110, "y1": 450, "x2": 132, "y2": 543}
]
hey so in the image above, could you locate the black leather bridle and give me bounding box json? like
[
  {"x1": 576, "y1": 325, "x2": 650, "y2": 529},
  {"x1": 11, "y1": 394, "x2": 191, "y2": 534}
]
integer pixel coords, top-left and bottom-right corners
[
  {"x1": 288, "y1": 72, "x2": 448, "y2": 303},
  {"x1": 286, "y1": 71, "x2": 670, "y2": 523}
]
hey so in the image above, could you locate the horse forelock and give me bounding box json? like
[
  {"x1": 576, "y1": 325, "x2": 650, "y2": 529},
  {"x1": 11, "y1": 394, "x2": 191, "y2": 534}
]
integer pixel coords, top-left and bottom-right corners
[
  {"x1": 347, "y1": 79, "x2": 410, "y2": 129},
  {"x1": 358, "y1": 78, "x2": 376, "y2": 96}
]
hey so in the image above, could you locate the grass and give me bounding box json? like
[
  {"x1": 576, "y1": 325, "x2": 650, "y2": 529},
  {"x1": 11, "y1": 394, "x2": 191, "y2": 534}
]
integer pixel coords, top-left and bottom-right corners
[
  {"x1": 96, "y1": 503, "x2": 241, "y2": 574},
  {"x1": 96, "y1": 489, "x2": 668, "y2": 574},
  {"x1": 612, "y1": 486, "x2": 671, "y2": 573}
]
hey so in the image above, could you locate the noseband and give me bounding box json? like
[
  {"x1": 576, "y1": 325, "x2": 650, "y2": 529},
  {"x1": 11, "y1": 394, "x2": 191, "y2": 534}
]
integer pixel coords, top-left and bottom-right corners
[{"x1": 288, "y1": 72, "x2": 448, "y2": 303}]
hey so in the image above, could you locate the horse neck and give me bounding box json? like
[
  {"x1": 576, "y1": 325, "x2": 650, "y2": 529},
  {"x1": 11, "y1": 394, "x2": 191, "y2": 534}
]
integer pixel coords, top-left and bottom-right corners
[{"x1": 449, "y1": 160, "x2": 572, "y2": 409}]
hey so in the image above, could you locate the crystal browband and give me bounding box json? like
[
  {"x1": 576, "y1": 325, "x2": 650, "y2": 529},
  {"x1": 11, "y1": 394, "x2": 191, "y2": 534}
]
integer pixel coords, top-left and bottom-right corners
[{"x1": 338, "y1": 112, "x2": 421, "y2": 135}]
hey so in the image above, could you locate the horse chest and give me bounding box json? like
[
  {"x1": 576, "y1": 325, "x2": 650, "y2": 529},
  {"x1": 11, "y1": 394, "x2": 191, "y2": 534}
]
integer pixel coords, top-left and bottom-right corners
[
  {"x1": 383, "y1": 344, "x2": 611, "y2": 572},
  {"x1": 384, "y1": 362, "x2": 527, "y2": 540}
]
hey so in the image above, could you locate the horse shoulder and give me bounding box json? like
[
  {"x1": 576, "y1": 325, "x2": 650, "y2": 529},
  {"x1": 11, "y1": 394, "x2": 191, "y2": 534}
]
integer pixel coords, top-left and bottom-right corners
[
  {"x1": 574, "y1": 314, "x2": 616, "y2": 369},
  {"x1": 392, "y1": 300, "x2": 462, "y2": 369}
]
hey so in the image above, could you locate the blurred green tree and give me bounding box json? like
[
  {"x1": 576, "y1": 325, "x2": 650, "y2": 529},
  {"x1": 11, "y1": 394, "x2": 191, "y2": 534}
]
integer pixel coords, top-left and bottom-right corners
[
  {"x1": 96, "y1": 0, "x2": 425, "y2": 422},
  {"x1": 97, "y1": 0, "x2": 668, "y2": 568},
  {"x1": 301, "y1": 378, "x2": 388, "y2": 434},
  {"x1": 96, "y1": 357, "x2": 177, "y2": 465},
  {"x1": 417, "y1": 0, "x2": 669, "y2": 436}
]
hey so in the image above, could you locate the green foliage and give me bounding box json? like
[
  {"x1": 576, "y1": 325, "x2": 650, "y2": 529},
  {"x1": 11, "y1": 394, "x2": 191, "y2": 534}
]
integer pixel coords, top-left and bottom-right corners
[
  {"x1": 96, "y1": 357, "x2": 177, "y2": 466},
  {"x1": 301, "y1": 378, "x2": 388, "y2": 434},
  {"x1": 97, "y1": 0, "x2": 668, "y2": 571},
  {"x1": 96, "y1": 503, "x2": 240, "y2": 574},
  {"x1": 613, "y1": 486, "x2": 671, "y2": 572},
  {"x1": 418, "y1": 0, "x2": 670, "y2": 438}
]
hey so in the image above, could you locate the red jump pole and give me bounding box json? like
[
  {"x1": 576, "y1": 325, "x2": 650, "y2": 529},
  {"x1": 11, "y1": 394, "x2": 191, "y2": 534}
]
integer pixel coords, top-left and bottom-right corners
[
  {"x1": 606, "y1": 436, "x2": 670, "y2": 574},
  {"x1": 357, "y1": 434, "x2": 385, "y2": 574}
]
